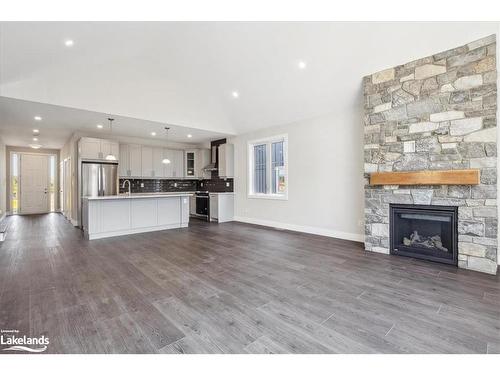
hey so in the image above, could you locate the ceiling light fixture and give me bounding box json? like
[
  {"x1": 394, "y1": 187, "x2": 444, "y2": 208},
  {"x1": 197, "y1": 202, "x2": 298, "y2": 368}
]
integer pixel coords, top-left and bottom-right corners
[
  {"x1": 33, "y1": 137, "x2": 38, "y2": 141},
  {"x1": 33, "y1": 129, "x2": 39, "y2": 134},
  {"x1": 298, "y1": 61, "x2": 307, "y2": 69},
  {"x1": 34, "y1": 116, "x2": 42, "y2": 121},
  {"x1": 151, "y1": 132, "x2": 157, "y2": 136},
  {"x1": 29, "y1": 144, "x2": 42, "y2": 149},
  {"x1": 232, "y1": 91, "x2": 239, "y2": 98},
  {"x1": 96, "y1": 124, "x2": 103, "y2": 129},
  {"x1": 162, "y1": 127, "x2": 171, "y2": 164},
  {"x1": 187, "y1": 134, "x2": 192, "y2": 138},
  {"x1": 64, "y1": 39, "x2": 74, "y2": 47},
  {"x1": 105, "y1": 118, "x2": 117, "y2": 161}
]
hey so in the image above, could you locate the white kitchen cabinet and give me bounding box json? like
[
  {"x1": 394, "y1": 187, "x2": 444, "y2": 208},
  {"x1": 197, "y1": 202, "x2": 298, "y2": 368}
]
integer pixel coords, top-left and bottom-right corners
[
  {"x1": 79, "y1": 138, "x2": 101, "y2": 159},
  {"x1": 172, "y1": 150, "x2": 184, "y2": 178},
  {"x1": 184, "y1": 148, "x2": 210, "y2": 178},
  {"x1": 184, "y1": 149, "x2": 197, "y2": 178},
  {"x1": 101, "y1": 140, "x2": 119, "y2": 161},
  {"x1": 209, "y1": 193, "x2": 234, "y2": 223},
  {"x1": 129, "y1": 145, "x2": 142, "y2": 177},
  {"x1": 164, "y1": 149, "x2": 184, "y2": 178},
  {"x1": 119, "y1": 144, "x2": 130, "y2": 177},
  {"x1": 218, "y1": 143, "x2": 234, "y2": 178},
  {"x1": 199, "y1": 148, "x2": 211, "y2": 179},
  {"x1": 141, "y1": 146, "x2": 154, "y2": 178},
  {"x1": 152, "y1": 147, "x2": 165, "y2": 178},
  {"x1": 79, "y1": 137, "x2": 120, "y2": 161}
]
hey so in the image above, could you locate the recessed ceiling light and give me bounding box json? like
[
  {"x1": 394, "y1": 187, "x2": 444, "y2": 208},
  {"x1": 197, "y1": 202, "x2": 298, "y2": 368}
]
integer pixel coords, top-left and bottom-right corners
[
  {"x1": 34, "y1": 116, "x2": 42, "y2": 121},
  {"x1": 187, "y1": 134, "x2": 192, "y2": 138},
  {"x1": 29, "y1": 144, "x2": 42, "y2": 149},
  {"x1": 64, "y1": 39, "x2": 74, "y2": 47},
  {"x1": 232, "y1": 91, "x2": 239, "y2": 98},
  {"x1": 33, "y1": 137, "x2": 38, "y2": 141},
  {"x1": 298, "y1": 61, "x2": 307, "y2": 69},
  {"x1": 33, "y1": 129, "x2": 39, "y2": 133},
  {"x1": 151, "y1": 132, "x2": 157, "y2": 136},
  {"x1": 96, "y1": 124, "x2": 103, "y2": 129}
]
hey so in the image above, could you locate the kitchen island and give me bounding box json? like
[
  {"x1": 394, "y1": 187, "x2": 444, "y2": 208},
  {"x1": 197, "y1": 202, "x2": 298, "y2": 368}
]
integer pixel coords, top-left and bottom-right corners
[{"x1": 82, "y1": 193, "x2": 192, "y2": 240}]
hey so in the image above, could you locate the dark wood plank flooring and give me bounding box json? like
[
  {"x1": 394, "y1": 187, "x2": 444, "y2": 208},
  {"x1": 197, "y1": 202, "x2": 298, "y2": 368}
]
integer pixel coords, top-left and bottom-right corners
[{"x1": 0, "y1": 213, "x2": 499, "y2": 353}]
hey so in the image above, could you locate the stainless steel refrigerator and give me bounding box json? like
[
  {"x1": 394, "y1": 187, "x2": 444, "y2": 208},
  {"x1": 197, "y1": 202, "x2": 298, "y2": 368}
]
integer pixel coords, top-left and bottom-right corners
[{"x1": 81, "y1": 162, "x2": 118, "y2": 197}]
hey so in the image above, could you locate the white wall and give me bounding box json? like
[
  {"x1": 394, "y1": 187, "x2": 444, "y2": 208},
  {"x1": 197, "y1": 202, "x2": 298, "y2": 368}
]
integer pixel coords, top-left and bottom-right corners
[
  {"x1": 0, "y1": 136, "x2": 6, "y2": 220},
  {"x1": 232, "y1": 102, "x2": 365, "y2": 242}
]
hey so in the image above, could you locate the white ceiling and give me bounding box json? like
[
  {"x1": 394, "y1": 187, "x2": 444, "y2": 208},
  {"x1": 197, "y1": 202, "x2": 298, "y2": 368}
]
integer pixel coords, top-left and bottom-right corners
[
  {"x1": 0, "y1": 96, "x2": 227, "y2": 148},
  {"x1": 0, "y1": 22, "x2": 499, "y2": 148}
]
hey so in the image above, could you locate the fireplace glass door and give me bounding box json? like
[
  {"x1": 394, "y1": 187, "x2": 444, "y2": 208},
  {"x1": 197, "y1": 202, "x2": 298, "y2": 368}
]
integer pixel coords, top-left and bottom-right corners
[{"x1": 390, "y1": 204, "x2": 458, "y2": 265}]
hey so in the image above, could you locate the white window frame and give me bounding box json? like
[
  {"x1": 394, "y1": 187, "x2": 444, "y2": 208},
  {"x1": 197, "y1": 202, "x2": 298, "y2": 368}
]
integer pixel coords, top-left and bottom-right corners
[{"x1": 247, "y1": 134, "x2": 288, "y2": 200}]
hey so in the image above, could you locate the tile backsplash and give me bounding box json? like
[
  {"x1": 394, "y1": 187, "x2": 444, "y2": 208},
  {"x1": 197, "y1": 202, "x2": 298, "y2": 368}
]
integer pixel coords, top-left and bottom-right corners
[{"x1": 119, "y1": 178, "x2": 233, "y2": 194}]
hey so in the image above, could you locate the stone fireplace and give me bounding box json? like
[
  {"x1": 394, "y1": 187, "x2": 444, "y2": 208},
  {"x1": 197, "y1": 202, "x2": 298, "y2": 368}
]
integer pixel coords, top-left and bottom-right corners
[
  {"x1": 363, "y1": 34, "x2": 498, "y2": 274},
  {"x1": 390, "y1": 204, "x2": 458, "y2": 265}
]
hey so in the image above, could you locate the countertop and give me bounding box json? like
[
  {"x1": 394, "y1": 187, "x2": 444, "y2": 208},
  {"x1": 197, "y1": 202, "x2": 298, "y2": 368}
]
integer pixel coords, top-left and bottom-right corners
[
  {"x1": 208, "y1": 192, "x2": 235, "y2": 195},
  {"x1": 83, "y1": 192, "x2": 194, "y2": 200}
]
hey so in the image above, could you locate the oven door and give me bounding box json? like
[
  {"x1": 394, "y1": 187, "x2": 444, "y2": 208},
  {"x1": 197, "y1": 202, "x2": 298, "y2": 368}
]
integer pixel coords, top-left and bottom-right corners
[{"x1": 196, "y1": 195, "x2": 209, "y2": 216}]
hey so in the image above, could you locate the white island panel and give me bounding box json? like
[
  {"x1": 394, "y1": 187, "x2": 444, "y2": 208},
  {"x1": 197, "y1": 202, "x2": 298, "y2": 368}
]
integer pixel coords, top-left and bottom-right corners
[
  {"x1": 82, "y1": 194, "x2": 191, "y2": 240},
  {"x1": 101, "y1": 200, "x2": 131, "y2": 232},
  {"x1": 131, "y1": 199, "x2": 158, "y2": 228}
]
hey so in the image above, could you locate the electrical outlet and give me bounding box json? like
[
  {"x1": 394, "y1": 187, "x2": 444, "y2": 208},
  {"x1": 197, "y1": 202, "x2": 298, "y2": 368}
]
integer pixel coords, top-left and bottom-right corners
[
  {"x1": 358, "y1": 219, "x2": 364, "y2": 227},
  {"x1": 140, "y1": 183, "x2": 144, "y2": 188},
  {"x1": 201, "y1": 182, "x2": 204, "y2": 187},
  {"x1": 174, "y1": 182, "x2": 178, "y2": 187},
  {"x1": 226, "y1": 182, "x2": 230, "y2": 187}
]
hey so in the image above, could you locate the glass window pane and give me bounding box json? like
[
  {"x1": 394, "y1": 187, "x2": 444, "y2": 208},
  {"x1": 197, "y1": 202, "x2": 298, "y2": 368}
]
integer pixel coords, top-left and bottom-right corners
[
  {"x1": 49, "y1": 155, "x2": 56, "y2": 212},
  {"x1": 254, "y1": 144, "x2": 267, "y2": 194},
  {"x1": 271, "y1": 141, "x2": 285, "y2": 194},
  {"x1": 11, "y1": 153, "x2": 19, "y2": 214}
]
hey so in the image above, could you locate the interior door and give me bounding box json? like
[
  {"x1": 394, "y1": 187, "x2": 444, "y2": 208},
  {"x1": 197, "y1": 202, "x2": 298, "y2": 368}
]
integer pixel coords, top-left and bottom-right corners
[{"x1": 20, "y1": 154, "x2": 49, "y2": 214}]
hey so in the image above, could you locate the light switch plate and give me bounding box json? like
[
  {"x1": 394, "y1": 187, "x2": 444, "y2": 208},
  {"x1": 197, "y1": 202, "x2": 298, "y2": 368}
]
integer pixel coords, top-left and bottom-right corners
[{"x1": 140, "y1": 183, "x2": 144, "y2": 188}]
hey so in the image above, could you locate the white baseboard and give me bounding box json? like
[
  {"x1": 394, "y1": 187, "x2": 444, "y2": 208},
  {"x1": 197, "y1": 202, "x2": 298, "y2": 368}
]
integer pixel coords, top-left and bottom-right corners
[
  {"x1": 0, "y1": 213, "x2": 6, "y2": 223},
  {"x1": 233, "y1": 216, "x2": 364, "y2": 243}
]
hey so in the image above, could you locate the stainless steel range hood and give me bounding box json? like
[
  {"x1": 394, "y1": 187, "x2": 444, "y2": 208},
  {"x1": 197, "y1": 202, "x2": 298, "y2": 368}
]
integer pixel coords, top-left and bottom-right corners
[{"x1": 203, "y1": 145, "x2": 218, "y2": 171}]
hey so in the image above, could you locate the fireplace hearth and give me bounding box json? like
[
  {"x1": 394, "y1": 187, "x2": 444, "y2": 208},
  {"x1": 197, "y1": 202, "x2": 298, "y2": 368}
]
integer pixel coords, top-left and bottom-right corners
[{"x1": 390, "y1": 204, "x2": 458, "y2": 266}]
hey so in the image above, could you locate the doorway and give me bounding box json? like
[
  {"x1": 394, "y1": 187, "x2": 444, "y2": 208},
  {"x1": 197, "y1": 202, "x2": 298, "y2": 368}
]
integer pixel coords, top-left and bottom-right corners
[{"x1": 11, "y1": 152, "x2": 57, "y2": 215}]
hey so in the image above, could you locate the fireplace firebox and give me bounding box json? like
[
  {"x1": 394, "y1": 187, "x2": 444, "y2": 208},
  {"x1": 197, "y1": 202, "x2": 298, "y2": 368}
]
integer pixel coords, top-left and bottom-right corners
[{"x1": 390, "y1": 204, "x2": 458, "y2": 266}]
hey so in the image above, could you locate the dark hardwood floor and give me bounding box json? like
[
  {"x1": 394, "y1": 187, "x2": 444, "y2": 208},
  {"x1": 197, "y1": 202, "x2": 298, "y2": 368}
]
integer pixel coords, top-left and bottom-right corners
[{"x1": 0, "y1": 213, "x2": 499, "y2": 354}]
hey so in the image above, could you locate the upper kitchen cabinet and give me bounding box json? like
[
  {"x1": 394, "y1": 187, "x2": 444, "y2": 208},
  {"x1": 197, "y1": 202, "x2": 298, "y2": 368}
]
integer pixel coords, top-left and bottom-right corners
[
  {"x1": 79, "y1": 137, "x2": 119, "y2": 161},
  {"x1": 119, "y1": 144, "x2": 142, "y2": 177},
  {"x1": 218, "y1": 143, "x2": 234, "y2": 178},
  {"x1": 141, "y1": 146, "x2": 154, "y2": 178},
  {"x1": 152, "y1": 147, "x2": 165, "y2": 178},
  {"x1": 129, "y1": 145, "x2": 142, "y2": 177},
  {"x1": 184, "y1": 149, "x2": 210, "y2": 178},
  {"x1": 119, "y1": 144, "x2": 130, "y2": 176},
  {"x1": 164, "y1": 149, "x2": 184, "y2": 178}
]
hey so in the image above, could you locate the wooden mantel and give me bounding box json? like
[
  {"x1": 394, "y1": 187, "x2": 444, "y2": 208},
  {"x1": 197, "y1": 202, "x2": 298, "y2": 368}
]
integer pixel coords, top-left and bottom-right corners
[{"x1": 369, "y1": 169, "x2": 480, "y2": 186}]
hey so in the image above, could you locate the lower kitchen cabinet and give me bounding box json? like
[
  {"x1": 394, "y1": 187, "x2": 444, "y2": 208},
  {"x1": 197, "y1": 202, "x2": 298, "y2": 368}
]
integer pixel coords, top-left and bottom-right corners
[{"x1": 209, "y1": 193, "x2": 234, "y2": 223}]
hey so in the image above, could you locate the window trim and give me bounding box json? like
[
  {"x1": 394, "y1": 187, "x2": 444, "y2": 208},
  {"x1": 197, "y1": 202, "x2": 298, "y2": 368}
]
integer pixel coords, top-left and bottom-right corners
[{"x1": 247, "y1": 134, "x2": 288, "y2": 200}]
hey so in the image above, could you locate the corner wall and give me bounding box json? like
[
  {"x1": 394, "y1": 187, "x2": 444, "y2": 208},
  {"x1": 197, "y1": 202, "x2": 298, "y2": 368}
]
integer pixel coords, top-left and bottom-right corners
[{"x1": 232, "y1": 110, "x2": 365, "y2": 242}]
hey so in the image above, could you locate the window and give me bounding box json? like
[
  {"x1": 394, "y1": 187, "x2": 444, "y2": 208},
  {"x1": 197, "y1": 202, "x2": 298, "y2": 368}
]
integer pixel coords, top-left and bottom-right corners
[{"x1": 248, "y1": 135, "x2": 288, "y2": 199}]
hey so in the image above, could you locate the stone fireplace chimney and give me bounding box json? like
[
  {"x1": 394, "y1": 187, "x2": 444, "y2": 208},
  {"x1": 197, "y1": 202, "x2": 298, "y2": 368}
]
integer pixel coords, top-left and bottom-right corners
[{"x1": 363, "y1": 34, "x2": 497, "y2": 274}]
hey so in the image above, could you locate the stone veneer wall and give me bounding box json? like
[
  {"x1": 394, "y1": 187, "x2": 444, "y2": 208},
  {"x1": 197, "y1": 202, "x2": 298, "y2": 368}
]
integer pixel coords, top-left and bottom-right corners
[{"x1": 363, "y1": 34, "x2": 497, "y2": 274}]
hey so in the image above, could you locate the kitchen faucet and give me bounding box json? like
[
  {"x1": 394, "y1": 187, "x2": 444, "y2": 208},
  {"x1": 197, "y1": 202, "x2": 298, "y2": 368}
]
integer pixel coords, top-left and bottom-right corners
[{"x1": 122, "y1": 180, "x2": 131, "y2": 195}]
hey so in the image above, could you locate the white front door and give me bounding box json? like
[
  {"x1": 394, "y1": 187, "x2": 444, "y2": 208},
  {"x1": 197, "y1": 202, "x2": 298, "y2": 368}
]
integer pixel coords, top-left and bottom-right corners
[{"x1": 20, "y1": 154, "x2": 49, "y2": 214}]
